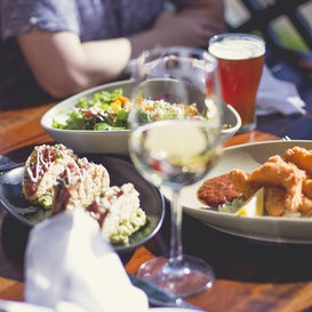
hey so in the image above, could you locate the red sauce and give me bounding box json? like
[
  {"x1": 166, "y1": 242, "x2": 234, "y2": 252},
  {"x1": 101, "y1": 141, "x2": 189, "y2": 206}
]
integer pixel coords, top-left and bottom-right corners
[{"x1": 197, "y1": 173, "x2": 242, "y2": 207}]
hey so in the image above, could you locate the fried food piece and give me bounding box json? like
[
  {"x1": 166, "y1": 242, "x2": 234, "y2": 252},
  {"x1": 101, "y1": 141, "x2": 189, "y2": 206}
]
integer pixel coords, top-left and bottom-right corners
[
  {"x1": 284, "y1": 193, "x2": 303, "y2": 212},
  {"x1": 298, "y1": 196, "x2": 312, "y2": 216},
  {"x1": 248, "y1": 155, "x2": 305, "y2": 211},
  {"x1": 284, "y1": 146, "x2": 312, "y2": 176},
  {"x1": 229, "y1": 169, "x2": 259, "y2": 199},
  {"x1": 264, "y1": 187, "x2": 286, "y2": 217},
  {"x1": 302, "y1": 178, "x2": 312, "y2": 199},
  {"x1": 197, "y1": 173, "x2": 242, "y2": 207},
  {"x1": 198, "y1": 146, "x2": 312, "y2": 218}
]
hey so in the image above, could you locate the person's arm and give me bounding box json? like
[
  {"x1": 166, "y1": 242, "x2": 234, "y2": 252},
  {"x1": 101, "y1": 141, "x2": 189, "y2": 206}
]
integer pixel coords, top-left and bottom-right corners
[
  {"x1": 17, "y1": 0, "x2": 225, "y2": 99},
  {"x1": 17, "y1": 28, "x2": 133, "y2": 98}
]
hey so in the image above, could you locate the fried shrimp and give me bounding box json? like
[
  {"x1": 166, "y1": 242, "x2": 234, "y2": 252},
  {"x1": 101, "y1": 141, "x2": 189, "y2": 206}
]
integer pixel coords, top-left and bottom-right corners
[
  {"x1": 298, "y1": 196, "x2": 312, "y2": 216},
  {"x1": 264, "y1": 187, "x2": 286, "y2": 216},
  {"x1": 303, "y1": 178, "x2": 312, "y2": 199},
  {"x1": 249, "y1": 155, "x2": 305, "y2": 196},
  {"x1": 229, "y1": 169, "x2": 258, "y2": 199},
  {"x1": 248, "y1": 155, "x2": 306, "y2": 212},
  {"x1": 284, "y1": 147, "x2": 312, "y2": 176},
  {"x1": 198, "y1": 146, "x2": 312, "y2": 218}
]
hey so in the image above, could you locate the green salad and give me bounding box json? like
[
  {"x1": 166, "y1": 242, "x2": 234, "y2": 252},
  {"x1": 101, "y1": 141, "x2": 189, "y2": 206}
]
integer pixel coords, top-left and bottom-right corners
[
  {"x1": 53, "y1": 88, "x2": 205, "y2": 131},
  {"x1": 53, "y1": 89, "x2": 131, "y2": 130}
]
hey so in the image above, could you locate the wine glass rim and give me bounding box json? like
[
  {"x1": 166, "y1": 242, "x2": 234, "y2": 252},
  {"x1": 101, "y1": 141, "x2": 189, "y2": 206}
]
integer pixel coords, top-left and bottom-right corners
[{"x1": 138, "y1": 46, "x2": 218, "y2": 72}]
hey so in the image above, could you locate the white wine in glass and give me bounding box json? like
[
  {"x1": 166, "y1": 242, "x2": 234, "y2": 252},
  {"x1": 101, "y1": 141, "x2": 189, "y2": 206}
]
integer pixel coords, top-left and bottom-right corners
[{"x1": 128, "y1": 47, "x2": 223, "y2": 297}]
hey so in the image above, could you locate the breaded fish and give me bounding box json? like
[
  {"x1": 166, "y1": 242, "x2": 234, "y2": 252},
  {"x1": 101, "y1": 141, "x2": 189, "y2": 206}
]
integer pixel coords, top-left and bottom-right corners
[
  {"x1": 264, "y1": 187, "x2": 286, "y2": 216},
  {"x1": 249, "y1": 155, "x2": 306, "y2": 195},
  {"x1": 229, "y1": 169, "x2": 258, "y2": 199},
  {"x1": 249, "y1": 155, "x2": 305, "y2": 211},
  {"x1": 298, "y1": 195, "x2": 312, "y2": 216},
  {"x1": 284, "y1": 146, "x2": 312, "y2": 176},
  {"x1": 302, "y1": 178, "x2": 312, "y2": 199}
]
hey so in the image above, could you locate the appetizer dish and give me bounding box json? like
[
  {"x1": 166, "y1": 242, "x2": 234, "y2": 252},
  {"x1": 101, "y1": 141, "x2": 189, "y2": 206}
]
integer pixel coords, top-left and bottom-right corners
[
  {"x1": 161, "y1": 140, "x2": 312, "y2": 244},
  {"x1": 198, "y1": 146, "x2": 312, "y2": 218},
  {"x1": 22, "y1": 144, "x2": 147, "y2": 244}
]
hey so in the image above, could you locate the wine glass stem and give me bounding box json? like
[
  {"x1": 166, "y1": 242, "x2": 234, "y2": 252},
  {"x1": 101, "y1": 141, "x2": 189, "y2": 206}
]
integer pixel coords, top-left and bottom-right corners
[{"x1": 169, "y1": 188, "x2": 184, "y2": 268}]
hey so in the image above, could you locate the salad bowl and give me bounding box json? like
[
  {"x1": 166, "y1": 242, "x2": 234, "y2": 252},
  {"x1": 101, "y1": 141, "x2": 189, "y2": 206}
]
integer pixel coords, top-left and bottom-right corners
[{"x1": 41, "y1": 80, "x2": 241, "y2": 155}]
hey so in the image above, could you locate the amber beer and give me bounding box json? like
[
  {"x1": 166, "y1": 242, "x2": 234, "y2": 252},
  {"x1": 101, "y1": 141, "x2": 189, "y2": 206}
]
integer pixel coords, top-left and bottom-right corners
[{"x1": 209, "y1": 33, "x2": 265, "y2": 132}]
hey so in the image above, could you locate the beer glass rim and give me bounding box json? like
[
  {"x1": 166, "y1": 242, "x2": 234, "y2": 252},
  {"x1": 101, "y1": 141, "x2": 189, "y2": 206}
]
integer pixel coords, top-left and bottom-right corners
[{"x1": 209, "y1": 32, "x2": 265, "y2": 46}]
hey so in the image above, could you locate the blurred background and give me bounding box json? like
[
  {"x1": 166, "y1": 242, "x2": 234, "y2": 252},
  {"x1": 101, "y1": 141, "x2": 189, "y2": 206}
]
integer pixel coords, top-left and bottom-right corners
[{"x1": 224, "y1": 0, "x2": 312, "y2": 52}]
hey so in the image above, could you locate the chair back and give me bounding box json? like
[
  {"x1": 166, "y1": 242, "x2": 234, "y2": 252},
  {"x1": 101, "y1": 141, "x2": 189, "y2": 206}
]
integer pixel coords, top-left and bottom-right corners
[{"x1": 225, "y1": 0, "x2": 312, "y2": 79}]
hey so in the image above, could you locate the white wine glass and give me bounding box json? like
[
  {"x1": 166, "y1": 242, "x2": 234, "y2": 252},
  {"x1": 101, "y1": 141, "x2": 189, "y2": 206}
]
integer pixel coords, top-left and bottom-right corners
[{"x1": 128, "y1": 46, "x2": 223, "y2": 297}]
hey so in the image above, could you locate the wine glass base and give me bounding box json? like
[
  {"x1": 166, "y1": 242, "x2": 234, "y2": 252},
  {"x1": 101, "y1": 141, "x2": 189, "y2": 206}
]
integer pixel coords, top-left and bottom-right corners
[{"x1": 136, "y1": 255, "x2": 214, "y2": 298}]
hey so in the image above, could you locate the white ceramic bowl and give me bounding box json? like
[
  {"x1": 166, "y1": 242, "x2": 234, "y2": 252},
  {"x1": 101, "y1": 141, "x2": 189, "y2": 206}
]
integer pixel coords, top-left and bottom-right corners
[{"x1": 41, "y1": 80, "x2": 241, "y2": 155}]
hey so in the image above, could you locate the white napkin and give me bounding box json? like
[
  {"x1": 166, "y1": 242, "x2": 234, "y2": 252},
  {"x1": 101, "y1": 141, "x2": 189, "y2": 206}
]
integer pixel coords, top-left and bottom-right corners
[
  {"x1": 0, "y1": 299, "x2": 55, "y2": 311},
  {"x1": 22, "y1": 209, "x2": 149, "y2": 312},
  {"x1": 256, "y1": 65, "x2": 306, "y2": 116}
]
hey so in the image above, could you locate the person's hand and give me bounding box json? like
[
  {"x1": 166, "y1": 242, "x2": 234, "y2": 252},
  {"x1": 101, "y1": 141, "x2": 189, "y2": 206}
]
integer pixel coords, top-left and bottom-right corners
[
  {"x1": 129, "y1": 0, "x2": 225, "y2": 57},
  {"x1": 151, "y1": 10, "x2": 219, "y2": 48}
]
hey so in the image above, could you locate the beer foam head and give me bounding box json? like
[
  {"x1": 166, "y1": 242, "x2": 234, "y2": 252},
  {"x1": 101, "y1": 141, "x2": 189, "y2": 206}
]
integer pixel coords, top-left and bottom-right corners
[{"x1": 209, "y1": 37, "x2": 265, "y2": 60}]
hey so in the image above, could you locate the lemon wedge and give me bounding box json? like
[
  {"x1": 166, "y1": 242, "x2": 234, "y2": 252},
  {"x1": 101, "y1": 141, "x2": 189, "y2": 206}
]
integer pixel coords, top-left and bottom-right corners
[{"x1": 235, "y1": 187, "x2": 264, "y2": 217}]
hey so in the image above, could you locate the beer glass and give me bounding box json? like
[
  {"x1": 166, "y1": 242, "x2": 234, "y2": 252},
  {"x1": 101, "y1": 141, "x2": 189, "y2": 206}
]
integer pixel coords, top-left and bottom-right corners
[{"x1": 209, "y1": 33, "x2": 265, "y2": 133}]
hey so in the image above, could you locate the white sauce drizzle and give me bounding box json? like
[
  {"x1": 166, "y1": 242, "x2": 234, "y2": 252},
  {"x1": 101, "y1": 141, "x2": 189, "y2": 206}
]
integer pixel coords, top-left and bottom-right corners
[{"x1": 26, "y1": 144, "x2": 72, "y2": 183}]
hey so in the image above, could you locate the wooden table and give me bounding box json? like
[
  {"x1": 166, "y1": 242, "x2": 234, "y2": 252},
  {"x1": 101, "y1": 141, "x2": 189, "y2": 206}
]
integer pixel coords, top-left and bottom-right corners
[{"x1": 0, "y1": 68, "x2": 312, "y2": 311}]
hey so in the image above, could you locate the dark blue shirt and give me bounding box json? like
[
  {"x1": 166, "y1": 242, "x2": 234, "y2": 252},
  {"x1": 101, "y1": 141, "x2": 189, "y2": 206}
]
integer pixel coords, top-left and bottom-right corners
[{"x1": 0, "y1": 0, "x2": 194, "y2": 108}]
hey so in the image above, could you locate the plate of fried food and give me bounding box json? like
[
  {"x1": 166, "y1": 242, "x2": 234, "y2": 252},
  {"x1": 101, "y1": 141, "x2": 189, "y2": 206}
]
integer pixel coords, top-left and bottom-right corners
[
  {"x1": 0, "y1": 144, "x2": 165, "y2": 253},
  {"x1": 162, "y1": 140, "x2": 312, "y2": 244}
]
